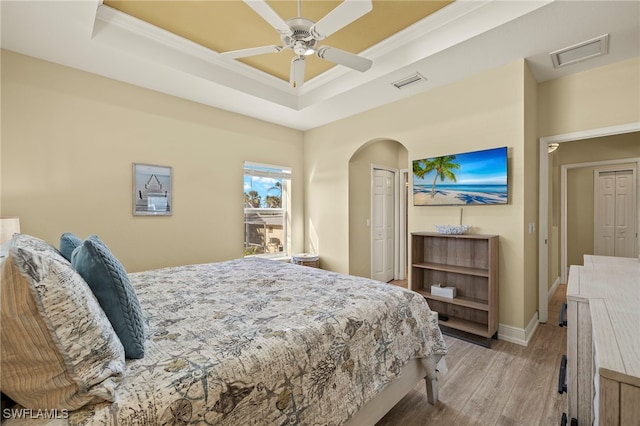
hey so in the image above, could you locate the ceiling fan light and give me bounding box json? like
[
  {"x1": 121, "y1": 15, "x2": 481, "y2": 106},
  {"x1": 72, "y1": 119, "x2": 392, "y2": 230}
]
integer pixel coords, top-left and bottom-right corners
[
  {"x1": 292, "y1": 40, "x2": 315, "y2": 56},
  {"x1": 228, "y1": 0, "x2": 373, "y2": 84}
]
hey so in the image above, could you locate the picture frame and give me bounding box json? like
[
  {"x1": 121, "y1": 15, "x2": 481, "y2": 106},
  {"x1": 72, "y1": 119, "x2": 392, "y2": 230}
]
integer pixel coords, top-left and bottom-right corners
[{"x1": 133, "y1": 163, "x2": 172, "y2": 216}]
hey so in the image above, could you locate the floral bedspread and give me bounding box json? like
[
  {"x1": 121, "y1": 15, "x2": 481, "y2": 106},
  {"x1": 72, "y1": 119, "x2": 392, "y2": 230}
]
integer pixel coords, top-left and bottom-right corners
[{"x1": 68, "y1": 258, "x2": 447, "y2": 425}]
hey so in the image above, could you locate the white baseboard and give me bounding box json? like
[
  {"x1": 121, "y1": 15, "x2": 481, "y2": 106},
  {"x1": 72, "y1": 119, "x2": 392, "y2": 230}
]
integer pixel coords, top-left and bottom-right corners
[{"x1": 497, "y1": 312, "x2": 539, "y2": 347}]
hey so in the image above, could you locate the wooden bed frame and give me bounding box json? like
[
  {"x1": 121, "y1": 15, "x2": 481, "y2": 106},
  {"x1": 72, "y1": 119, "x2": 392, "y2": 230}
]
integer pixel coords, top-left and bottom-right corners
[{"x1": 346, "y1": 358, "x2": 440, "y2": 425}]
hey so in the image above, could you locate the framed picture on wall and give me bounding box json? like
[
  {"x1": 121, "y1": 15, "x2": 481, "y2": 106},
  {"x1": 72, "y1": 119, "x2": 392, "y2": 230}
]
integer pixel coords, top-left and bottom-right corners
[{"x1": 133, "y1": 163, "x2": 172, "y2": 216}]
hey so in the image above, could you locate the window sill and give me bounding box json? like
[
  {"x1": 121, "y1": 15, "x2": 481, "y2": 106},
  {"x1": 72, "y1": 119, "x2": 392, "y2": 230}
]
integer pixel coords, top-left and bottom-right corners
[
  {"x1": 245, "y1": 254, "x2": 291, "y2": 263},
  {"x1": 269, "y1": 256, "x2": 292, "y2": 263}
]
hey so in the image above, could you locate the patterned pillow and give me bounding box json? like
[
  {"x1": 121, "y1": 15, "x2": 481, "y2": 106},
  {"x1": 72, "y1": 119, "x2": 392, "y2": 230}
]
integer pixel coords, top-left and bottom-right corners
[
  {"x1": 59, "y1": 232, "x2": 83, "y2": 262},
  {"x1": 72, "y1": 235, "x2": 146, "y2": 359},
  {"x1": 0, "y1": 234, "x2": 125, "y2": 409}
]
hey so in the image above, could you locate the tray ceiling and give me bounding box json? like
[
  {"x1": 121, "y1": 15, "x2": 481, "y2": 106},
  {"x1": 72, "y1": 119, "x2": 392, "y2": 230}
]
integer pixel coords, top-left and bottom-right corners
[
  {"x1": 2, "y1": 1, "x2": 639, "y2": 130},
  {"x1": 104, "y1": 0, "x2": 452, "y2": 83}
]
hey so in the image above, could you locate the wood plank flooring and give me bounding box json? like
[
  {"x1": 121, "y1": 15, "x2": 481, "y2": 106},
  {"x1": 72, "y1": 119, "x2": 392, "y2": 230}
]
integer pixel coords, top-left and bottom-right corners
[{"x1": 378, "y1": 283, "x2": 568, "y2": 426}]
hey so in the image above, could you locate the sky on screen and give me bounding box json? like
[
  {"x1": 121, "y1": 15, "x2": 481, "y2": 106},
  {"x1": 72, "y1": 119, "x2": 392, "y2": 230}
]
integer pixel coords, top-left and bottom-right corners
[{"x1": 413, "y1": 147, "x2": 507, "y2": 185}]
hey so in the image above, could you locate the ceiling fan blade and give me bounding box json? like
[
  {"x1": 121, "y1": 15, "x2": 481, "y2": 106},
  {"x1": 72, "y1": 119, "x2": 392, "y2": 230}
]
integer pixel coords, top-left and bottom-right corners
[
  {"x1": 221, "y1": 45, "x2": 282, "y2": 59},
  {"x1": 316, "y1": 46, "x2": 372, "y2": 72},
  {"x1": 244, "y1": 0, "x2": 292, "y2": 35},
  {"x1": 290, "y1": 57, "x2": 306, "y2": 89},
  {"x1": 310, "y1": 0, "x2": 372, "y2": 40}
]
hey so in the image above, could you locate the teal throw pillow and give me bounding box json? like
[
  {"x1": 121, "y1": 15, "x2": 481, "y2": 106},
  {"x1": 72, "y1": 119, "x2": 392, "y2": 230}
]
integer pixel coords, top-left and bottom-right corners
[
  {"x1": 59, "y1": 232, "x2": 83, "y2": 262},
  {"x1": 71, "y1": 235, "x2": 146, "y2": 359}
]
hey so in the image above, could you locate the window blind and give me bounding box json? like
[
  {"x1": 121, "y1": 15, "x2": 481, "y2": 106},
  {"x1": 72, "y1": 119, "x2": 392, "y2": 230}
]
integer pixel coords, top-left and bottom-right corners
[{"x1": 244, "y1": 162, "x2": 292, "y2": 179}]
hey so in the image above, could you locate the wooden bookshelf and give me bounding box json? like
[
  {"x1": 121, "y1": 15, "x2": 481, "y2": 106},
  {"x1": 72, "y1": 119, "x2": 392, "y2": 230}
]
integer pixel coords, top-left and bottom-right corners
[{"x1": 411, "y1": 232, "x2": 499, "y2": 347}]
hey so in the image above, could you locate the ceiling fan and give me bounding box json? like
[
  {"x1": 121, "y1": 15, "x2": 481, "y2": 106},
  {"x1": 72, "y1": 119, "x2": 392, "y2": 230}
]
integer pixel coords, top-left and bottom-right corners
[{"x1": 221, "y1": 0, "x2": 374, "y2": 88}]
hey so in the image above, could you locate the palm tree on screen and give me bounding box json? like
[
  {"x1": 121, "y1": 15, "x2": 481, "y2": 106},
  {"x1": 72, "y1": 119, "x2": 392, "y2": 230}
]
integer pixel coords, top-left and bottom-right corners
[{"x1": 413, "y1": 155, "x2": 461, "y2": 198}]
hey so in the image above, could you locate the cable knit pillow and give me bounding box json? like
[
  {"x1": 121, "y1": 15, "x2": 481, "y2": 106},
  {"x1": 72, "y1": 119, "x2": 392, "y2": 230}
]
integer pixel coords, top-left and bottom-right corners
[
  {"x1": 59, "y1": 232, "x2": 83, "y2": 261},
  {"x1": 0, "y1": 234, "x2": 125, "y2": 409},
  {"x1": 71, "y1": 235, "x2": 146, "y2": 359}
]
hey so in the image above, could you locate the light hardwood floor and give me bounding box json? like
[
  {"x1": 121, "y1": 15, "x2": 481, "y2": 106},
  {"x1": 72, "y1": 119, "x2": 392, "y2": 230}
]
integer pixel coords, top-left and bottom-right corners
[{"x1": 378, "y1": 282, "x2": 568, "y2": 426}]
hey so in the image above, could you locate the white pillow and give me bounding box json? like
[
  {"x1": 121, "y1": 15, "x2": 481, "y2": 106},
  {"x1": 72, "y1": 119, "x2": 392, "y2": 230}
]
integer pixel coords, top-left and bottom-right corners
[{"x1": 0, "y1": 234, "x2": 125, "y2": 409}]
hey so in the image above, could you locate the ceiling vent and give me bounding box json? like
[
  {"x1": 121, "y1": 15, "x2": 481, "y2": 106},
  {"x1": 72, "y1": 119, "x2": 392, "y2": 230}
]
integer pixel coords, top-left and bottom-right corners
[
  {"x1": 550, "y1": 34, "x2": 609, "y2": 69},
  {"x1": 391, "y1": 73, "x2": 427, "y2": 90}
]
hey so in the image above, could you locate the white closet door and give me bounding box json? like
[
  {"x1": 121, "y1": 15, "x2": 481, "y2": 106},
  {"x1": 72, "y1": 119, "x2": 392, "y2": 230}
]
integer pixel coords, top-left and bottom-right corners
[
  {"x1": 372, "y1": 169, "x2": 395, "y2": 282},
  {"x1": 594, "y1": 169, "x2": 636, "y2": 258}
]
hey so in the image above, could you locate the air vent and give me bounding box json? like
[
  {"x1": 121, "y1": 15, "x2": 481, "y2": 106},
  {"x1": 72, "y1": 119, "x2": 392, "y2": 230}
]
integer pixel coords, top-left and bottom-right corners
[
  {"x1": 550, "y1": 34, "x2": 609, "y2": 69},
  {"x1": 391, "y1": 73, "x2": 427, "y2": 90}
]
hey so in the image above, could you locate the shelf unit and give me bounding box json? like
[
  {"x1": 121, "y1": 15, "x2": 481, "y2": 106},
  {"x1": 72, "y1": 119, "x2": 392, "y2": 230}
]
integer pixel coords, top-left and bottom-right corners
[{"x1": 411, "y1": 232, "x2": 499, "y2": 347}]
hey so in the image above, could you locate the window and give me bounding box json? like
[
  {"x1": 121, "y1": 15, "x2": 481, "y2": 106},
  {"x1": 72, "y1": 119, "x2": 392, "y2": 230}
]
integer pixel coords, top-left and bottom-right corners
[{"x1": 243, "y1": 162, "x2": 291, "y2": 257}]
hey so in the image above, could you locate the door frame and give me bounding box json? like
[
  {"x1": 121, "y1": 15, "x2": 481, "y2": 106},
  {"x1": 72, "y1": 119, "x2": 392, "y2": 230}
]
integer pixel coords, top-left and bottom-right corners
[
  {"x1": 398, "y1": 169, "x2": 409, "y2": 280},
  {"x1": 538, "y1": 122, "x2": 640, "y2": 323},
  {"x1": 370, "y1": 164, "x2": 402, "y2": 281}
]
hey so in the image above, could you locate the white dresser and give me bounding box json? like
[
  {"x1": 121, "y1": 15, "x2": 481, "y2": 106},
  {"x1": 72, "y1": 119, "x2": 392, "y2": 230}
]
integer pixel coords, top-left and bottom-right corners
[{"x1": 566, "y1": 256, "x2": 640, "y2": 425}]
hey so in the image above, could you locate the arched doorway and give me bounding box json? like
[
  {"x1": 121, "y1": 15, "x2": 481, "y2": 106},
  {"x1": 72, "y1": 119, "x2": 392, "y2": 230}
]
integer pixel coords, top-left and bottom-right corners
[{"x1": 348, "y1": 139, "x2": 409, "y2": 280}]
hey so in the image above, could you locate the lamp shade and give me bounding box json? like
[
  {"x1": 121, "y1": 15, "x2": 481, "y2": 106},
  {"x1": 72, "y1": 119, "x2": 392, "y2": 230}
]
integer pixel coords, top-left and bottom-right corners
[{"x1": 0, "y1": 217, "x2": 21, "y2": 244}]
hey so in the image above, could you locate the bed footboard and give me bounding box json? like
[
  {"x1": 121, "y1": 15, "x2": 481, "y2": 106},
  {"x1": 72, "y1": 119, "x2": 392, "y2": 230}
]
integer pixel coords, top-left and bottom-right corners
[
  {"x1": 425, "y1": 376, "x2": 438, "y2": 404},
  {"x1": 346, "y1": 356, "x2": 443, "y2": 425}
]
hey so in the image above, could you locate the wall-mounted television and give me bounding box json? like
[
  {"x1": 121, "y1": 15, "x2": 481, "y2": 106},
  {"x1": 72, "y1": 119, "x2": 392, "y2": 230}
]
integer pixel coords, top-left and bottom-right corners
[{"x1": 413, "y1": 146, "x2": 508, "y2": 206}]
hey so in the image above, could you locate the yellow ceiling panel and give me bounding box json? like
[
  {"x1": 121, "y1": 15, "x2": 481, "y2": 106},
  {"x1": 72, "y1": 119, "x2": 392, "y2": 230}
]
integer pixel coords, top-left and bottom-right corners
[{"x1": 104, "y1": 1, "x2": 453, "y2": 82}]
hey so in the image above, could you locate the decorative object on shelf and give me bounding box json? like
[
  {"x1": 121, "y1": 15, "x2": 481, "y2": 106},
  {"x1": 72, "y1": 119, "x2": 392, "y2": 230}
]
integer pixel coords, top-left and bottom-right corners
[
  {"x1": 0, "y1": 217, "x2": 21, "y2": 244},
  {"x1": 291, "y1": 253, "x2": 320, "y2": 268},
  {"x1": 435, "y1": 224, "x2": 471, "y2": 235},
  {"x1": 430, "y1": 284, "x2": 456, "y2": 299},
  {"x1": 133, "y1": 163, "x2": 172, "y2": 216}
]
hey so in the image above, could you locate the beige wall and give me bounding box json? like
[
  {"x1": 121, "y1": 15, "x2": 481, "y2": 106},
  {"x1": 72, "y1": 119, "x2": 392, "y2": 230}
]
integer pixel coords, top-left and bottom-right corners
[
  {"x1": 539, "y1": 56, "x2": 640, "y2": 290},
  {"x1": 348, "y1": 139, "x2": 407, "y2": 278},
  {"x1": 306, "y1": 60, "x2": 530, "y2": 329},
  {"x1": 538, "y1": 57, "x2": 640, "y2": 137},
  {"x1": 3, "y1": 46, "x2": 639, "y2": 334},
  {"x1": 0, "y1": 50, "x2": 305, "y2": 272},
  {"x1": 523, "y1": 62, "x2": 539, "y2": 327}
]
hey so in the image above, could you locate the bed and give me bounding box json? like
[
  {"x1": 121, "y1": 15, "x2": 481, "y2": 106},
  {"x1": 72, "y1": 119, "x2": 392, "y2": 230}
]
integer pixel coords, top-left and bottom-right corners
[{"x1": 1, "y1": 234, "x2": 447, "y2": 425}]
